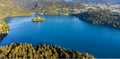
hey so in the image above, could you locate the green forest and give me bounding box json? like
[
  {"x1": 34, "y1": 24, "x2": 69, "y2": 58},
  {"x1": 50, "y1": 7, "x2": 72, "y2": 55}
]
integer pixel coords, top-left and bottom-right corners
[{"x1": 72, "y1": 10, "x2": 120, "y2": 29}]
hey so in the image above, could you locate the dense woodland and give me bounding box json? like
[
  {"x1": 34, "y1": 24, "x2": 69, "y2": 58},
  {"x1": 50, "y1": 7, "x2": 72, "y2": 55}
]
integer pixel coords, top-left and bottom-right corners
[
  {"x1": 72, "y1": 10, "x2": 120, "y2": 29},
  {"x1": 0, "y1": 43, "x2": 95, "y2": 59}
]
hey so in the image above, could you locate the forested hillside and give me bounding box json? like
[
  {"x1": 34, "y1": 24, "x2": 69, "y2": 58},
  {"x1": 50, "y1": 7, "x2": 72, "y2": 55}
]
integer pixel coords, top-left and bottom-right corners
[
  {"x1": 72, "y1": 10, "x2": 120, "y2": 29},
  {"x1": 0, "y1": 43, "x2": 95, "y2": 58}
]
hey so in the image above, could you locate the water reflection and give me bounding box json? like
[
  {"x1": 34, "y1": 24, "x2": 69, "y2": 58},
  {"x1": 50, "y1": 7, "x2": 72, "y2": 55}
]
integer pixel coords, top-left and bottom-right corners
[{"x1": 37, "y1": 22, "x2": 41, "y2": 31}]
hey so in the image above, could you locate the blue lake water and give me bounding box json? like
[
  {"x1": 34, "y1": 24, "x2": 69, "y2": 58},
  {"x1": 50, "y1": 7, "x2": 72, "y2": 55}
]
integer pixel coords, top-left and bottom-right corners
[{"x1": 1, "y1": 15, "x2": 120, "y2": 58}]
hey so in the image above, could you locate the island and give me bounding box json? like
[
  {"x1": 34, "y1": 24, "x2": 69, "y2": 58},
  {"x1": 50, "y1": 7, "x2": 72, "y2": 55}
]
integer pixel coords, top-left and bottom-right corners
[
  {"x1": 71, "y1": 10, "x2": 120, "y2": 29},
  {"x1": 0, "y1": 43, "x2": 95, "y2": 59},
  {"x1": 32, "y1": 16, "x2": 45, "y2": 22}
]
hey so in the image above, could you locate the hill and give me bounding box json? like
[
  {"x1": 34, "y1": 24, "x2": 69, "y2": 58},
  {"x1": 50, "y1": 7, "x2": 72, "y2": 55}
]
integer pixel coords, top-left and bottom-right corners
[
  {"x1": 11, "y1": 0, "x2": 84, "y2": 15},
  {"x1": 0, "y1": 0, "x2": 31, "y2": 19},
  {"x1": 72, "y1": 0, "x2": 120, "y2": 4}
]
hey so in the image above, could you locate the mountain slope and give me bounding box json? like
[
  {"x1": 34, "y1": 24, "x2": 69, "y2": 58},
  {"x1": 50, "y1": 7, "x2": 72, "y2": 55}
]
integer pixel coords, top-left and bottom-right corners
[
  {"x1": 0, "y1": 0, "x2": 31, "y2": 19},
  {"x1": 72, "y1": 0, "x2": 120, "y2": 4},
  {"x1": 11, "y1": 0, "x2": 84, "y2": 15}
]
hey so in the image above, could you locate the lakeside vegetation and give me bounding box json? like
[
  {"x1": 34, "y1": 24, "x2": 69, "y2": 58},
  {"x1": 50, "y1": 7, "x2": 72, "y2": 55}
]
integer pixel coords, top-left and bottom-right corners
[
  {"x1": 0, "y1": 20, "x2": 9, "y2": 40},
  {"x1": 0, "y1": 20, "x2": 9, "y2": 34},
  {"x1": 0, "y1": 43, "x2": 95, "y2": 59},
  {"x1": 72, "y1": 10, "x2": 120, "y2": 29}
]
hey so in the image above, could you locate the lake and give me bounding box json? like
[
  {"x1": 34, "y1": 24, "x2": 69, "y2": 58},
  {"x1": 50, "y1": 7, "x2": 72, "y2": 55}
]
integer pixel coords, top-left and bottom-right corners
[{"x1": 1, "y1": 15, "x2": 120, "y2": 58}]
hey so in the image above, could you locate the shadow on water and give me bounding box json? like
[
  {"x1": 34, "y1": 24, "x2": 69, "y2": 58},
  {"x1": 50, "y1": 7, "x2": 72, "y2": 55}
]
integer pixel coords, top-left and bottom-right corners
[
  {"x1": 0, "y1": 17, "x2": 10, "y2": 42},
  {"x1": 0, "y1": 34, "x2": 7, "y2": 42},
  {"x1": 2, "y1": 17, "x2": 13, "y2": 23}
]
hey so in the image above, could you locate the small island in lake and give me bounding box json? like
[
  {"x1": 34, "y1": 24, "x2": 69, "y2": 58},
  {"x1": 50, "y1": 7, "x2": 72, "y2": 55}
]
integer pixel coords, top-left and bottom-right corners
[
  {"x1": 32, "y1": 16, "x2": 45, "y2": 22},
  {"x1": 72, "y1": 10, "x2": 120, "y2": 29}
]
